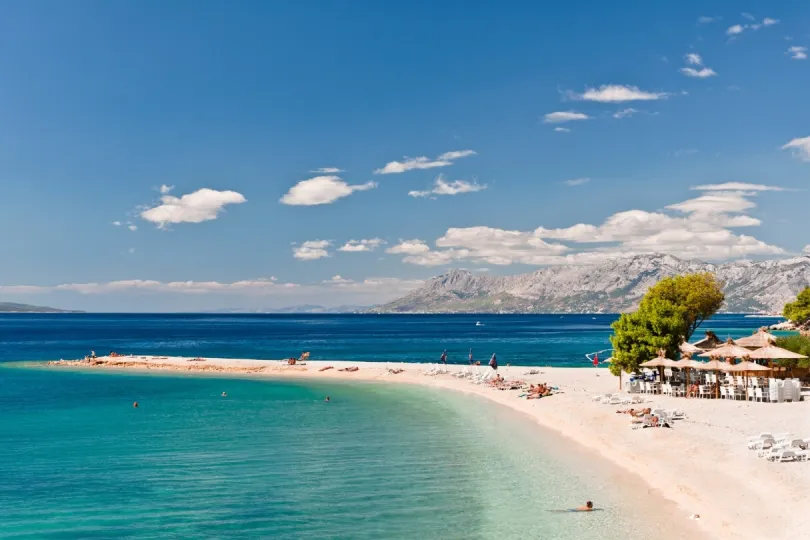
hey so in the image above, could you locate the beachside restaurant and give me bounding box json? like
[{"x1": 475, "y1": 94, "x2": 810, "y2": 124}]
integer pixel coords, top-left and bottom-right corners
[{"x1": 624, "y1": 330, "x2": 807, "y2": 403}]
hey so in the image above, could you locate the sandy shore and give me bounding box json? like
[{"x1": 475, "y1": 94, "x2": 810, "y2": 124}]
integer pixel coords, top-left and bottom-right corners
[{"x1": 46, "y1": 355, "x2": 809, "y2": 540}]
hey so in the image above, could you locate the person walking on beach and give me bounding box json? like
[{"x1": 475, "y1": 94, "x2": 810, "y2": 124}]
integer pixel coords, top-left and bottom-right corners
[
  {"x1": 489, "y1": 353, "x2": 498, "y2": 371},
  {"x1": 468, "y1": 349, "x2": 473, "y2": 365},
  {"x1": 440, "y1": 349, "x2": 447, "y2": 365}
]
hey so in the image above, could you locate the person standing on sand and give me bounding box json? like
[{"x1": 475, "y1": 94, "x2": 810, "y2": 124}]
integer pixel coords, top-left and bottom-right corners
[
  {"x1": 468, "y1": 349, "x2": 473, "y2": 365},
  {"x1": 440, "y1": 350, "x2": 447, "y2": 365},
  {"x1": 489, "y1": 353, "x2": 498, "y2": 371}
]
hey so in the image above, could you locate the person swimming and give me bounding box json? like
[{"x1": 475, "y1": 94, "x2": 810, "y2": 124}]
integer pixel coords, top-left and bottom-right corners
[
  {"x1": 575, "y1": 501, "x2": 594, "y2": 511},
  {"x1": 133, "y1": 401, "x2": 139, "y2": 408},
  {"x1": 221, "y1": 392, "x2": 227, "y2": 397},
  {"x1": 324, "y1": 396, "x2": 330, "y2": 402}
]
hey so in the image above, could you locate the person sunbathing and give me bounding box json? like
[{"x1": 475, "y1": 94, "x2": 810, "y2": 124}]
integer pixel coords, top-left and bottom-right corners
[
  {"x1": 319, "y1": 366, "x2": 334, "y2": 372},
  {"x1": 339, "y1": 366, "x2": 359, "y2": 372},
  {"x1": 616, "y1": 408, "x2": 636, "y2": 415}
]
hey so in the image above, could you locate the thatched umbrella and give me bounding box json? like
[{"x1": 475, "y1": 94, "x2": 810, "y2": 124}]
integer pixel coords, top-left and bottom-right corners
[
  {"x1": 640, "y1": 350, "x2": 677, "y2": 383},
  {"x1": 699, "y1": 338, "x2": 752, "y2": 360},
  {"x1": 748, "y1": 344, "x2": 808, "y2": 377},
  {"x1": 694, "y1": 358, "x2": 733, "y2": 398},
  {"x1": 727, "y1": 361, "x2": 771, "y2": 400},
  {"x1": 671, "y1": 357, "x2": 706, "y2": 397},
  {"x1": 692, "y1": 331, "x2": 722, "y2": 351},
  {"x1": 735, "y1": 329, "x2": 777, "y2": 349},
  {"x1": 679, "y1": 341, "x2": 702, "y2": 355}
]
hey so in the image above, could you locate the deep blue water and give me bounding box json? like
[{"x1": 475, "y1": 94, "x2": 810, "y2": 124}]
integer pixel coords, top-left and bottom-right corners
[{"x1": 0, "y1": 313, "x2": 785, "y2": 366}]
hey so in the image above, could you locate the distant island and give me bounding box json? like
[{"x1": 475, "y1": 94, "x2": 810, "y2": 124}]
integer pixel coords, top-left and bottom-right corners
[{"x1": 0, "y1": 302, "x2": 81, "y2": 313}]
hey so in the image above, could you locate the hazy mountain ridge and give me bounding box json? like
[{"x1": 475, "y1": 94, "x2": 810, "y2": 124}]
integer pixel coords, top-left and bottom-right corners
[
  {"x1": 370, "y1": 254, "x2": 810, "y2": 314},
  {"x1": 0, "y1": 302, "x2": 81, "y2": 313}
]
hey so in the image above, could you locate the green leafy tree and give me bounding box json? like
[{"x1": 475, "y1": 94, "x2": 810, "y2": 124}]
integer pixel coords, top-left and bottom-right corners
[
  {"x1": 609, "y1": 272, "x2": 725, "y2": 381},
  {"x1": 641, "y1": 273, "x2": 725, "y2": 340},
  {"x1": 783, "y1": 287, "x2": 810, "y2": 327},
  {"x1": 774, "y1": 334, "x2": 810, "y2": 371}
]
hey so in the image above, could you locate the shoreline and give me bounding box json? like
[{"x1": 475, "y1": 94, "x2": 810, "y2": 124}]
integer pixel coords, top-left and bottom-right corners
[{"x1": 30, "y1": 355, "x2": 810, "y2": 540}]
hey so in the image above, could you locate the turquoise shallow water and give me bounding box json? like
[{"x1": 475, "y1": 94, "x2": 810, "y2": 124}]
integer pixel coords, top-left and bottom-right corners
[{"x1": 0, "y1": 366, "x2": 701, "y2": 539}]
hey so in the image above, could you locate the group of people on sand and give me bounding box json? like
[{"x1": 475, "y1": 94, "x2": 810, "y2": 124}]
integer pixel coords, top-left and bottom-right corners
[
  {"x1": 616, "y1": 407, "x2": 670, "y2": 428},
  {"x1": 526, "y1": 383, "x2": 553, "y2": 399}
]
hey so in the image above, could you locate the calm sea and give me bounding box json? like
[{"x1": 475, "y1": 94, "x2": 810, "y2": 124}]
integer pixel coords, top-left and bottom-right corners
[
  {"x1": 0, "y1": 313, "x2": 784, "y2": 365},
  {"x1": 0, "y1": 314, "x2": 775, "y2": 539}
]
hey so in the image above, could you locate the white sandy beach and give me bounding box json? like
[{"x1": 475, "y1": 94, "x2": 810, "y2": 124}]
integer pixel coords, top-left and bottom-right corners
[{"x1": 47, "y1": 355, "x2": 809, "y2": 540}]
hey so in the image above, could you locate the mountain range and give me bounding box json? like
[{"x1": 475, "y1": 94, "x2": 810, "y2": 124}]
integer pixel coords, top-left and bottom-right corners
[
  {"x1": 370, "y1": 254, "x2": 810, "y2": 314},
  {"x1": 0, "y1": 302, "x2": 80, "y2": 313}
]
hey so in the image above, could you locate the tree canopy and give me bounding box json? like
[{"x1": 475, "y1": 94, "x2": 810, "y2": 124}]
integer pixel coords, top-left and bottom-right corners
[
  {"x1": 609, "y1": 272, "x2": 725, "y2": 378},
  {"x1": 783, "y1": 287, "x2": 810, "y2": 327},
  {"x1": 774, "y1": 334, "x2": 810, "y2": 370}
]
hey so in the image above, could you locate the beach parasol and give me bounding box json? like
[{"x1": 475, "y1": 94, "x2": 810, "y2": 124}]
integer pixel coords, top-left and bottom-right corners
[
  {"x1": 640, "y1": 351, "x2": 679, "y2": 382},
  {"x1": 748, "y1": 344, "x2": 808, "y2": 376},
  {"x1": 694, "y1": 359, "x2": 733, "y2": 398},
  {"x1": 748, "y1": 344, "x2": 808, "y2": 361},
  {"x1": 735, "y1": 330, "x2": 777, "y2": 349},
  {"x1": 679, "y1": 341, "x2": 702, "y2": 355},
  {"x1": 699, "y1": 338, "x2": 752, "y2": 359},
  {"x1": 726, "y1": 361, "x2": 771, "y2": 400},
  {"x1": 670, "y1": 357, "x2": 704, "y2": 396}
]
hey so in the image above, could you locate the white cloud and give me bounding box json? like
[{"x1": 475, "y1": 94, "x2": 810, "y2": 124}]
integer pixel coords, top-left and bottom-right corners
[
  {"x1": 564, "y1": 178, "x2": 590, "y2": 187},
  {"x1": 387, "y1": 186, "x2": 787, "y2": 267},
  {"x1": 293, "y1": 240, "x2": 331, "y2": 260},
  {"x1": 386, "y1": 240, "x2": 430, "y2": 255},
  {"x1": 338, "y1": 238, "x2": 384, "y2": 252},
  {"x1": 788, "y1": 46, "x2": 808, "y2": 60},
  {"x1": 741, "y1": 12, "x2": 755, "y2": 21},
  {"x1": 674, "y1": 148, "x2": 698, "y2": 157},
  {"x1": 128, "y1": 225, "x2": 138, "y2": 231},
  {"x1": 324, "y1": 275, "x2": 353, "y2": 284},
  {"x1": 280, "y1": 176, "x2": 376, "y2": 206},
  {"x1": 437, "y1": 150, "x2": 477, "y2": 161},
  {"x1": 128, "y1": 248, "x2": 135, "y2": 254},
  {"x1": 612, "y1": 108, "x2": 638, "y2": 119},
  {"x1": 112, "y1": 221, "x2": 122, "y2": 226},
  {"x1": 571, "y1": 85, "x2": 668, "y2": 102},
  {"x1": 374, "y1": 150, "x2": 476, "y2": 174},
  {"x1": 727, "y1": 24, "x2": 745, "y2": 36},
  {"x1": 408, "y1": 174, "x2": 487, "y2": 198},
  {"x1": 782, "y1": 136, "x2": 810, "y2": 161},
  {"x1": 0, "y1": 275, "x2": 424, "y2": 306},
  {"x1": 159, "y1": 184, "x2": 174, "y2": 194},
  {"x1": 680, "y1": 67, "x2": 717, "y2": 78},
  {"x1": 691, "y1": 183, "x2": 786, "y2": 192},
  {"x1": 310, "y1": 167, "x2": 344, "y2": 173},
  {"x1": 804, "y1": 245, "x2": 810, "y2": 255},
  {"x1": 542, "y1": 111, "x2": 590, "y2": 124},
  {"x1": 140, "y1": 188, "x2": 246, "y2": 228},
  {"x1": 685, "y1": 53, "x2": 703, "y2": 65},
  {"x1": 554, "y1": 127, "x2": 571, "y2": 133},
  {"x1": 697, "y1": 16, "x2": 718, "y2": 24},
  {"x1": 763, "y1": 18, "x2": 778, "y2": 26}
]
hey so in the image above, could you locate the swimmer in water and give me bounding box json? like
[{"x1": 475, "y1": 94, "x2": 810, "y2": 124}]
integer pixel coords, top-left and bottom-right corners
[
  {"x1": 324, "y1": 396, "x2": 330, "y2": 402},
  {"x1": 221, "y1": 392, "x2": 227, "y2": 397},
  {"x1": 133, "y1": 401, "x2": 139, "y2": 408},
  {"x1": 575, "y1": 501, "x2": 593, "y2": 512}
]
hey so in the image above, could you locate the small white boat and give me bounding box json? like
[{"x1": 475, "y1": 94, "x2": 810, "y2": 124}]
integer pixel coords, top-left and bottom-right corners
[{"x1": 475, "y1": 321, "x2": 484, "y2": 326}]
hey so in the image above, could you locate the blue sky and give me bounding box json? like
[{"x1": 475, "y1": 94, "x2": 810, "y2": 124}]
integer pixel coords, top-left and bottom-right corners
[{"x1": 1, "y1": 1, "x2": 809, "y2": 311}]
